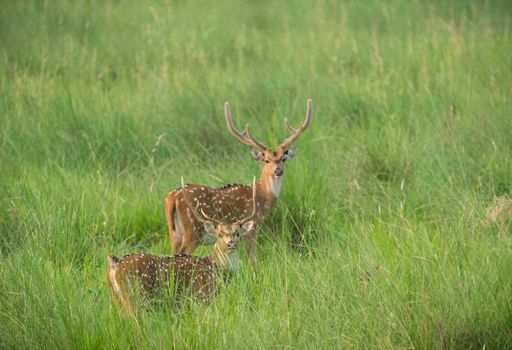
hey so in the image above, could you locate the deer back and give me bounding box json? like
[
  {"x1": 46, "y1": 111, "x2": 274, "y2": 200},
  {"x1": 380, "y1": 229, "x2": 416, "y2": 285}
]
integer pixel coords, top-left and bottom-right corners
[
  {"x1": 177, "y1": 184, "x2": 267, "y2": 228},
  {"x1": 107, "y1": 252, "x2": 220, "y2": 307}
]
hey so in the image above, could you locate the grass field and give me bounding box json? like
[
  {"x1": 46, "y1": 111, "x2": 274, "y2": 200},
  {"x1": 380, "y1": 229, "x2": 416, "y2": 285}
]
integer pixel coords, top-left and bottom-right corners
[{"x1": 1, "y1": 0, "x2": 512, "y2": 348}]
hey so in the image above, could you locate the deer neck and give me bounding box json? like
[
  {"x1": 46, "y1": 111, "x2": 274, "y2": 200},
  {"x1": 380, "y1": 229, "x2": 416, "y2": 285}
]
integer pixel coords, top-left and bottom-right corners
[
  {"x1": 258, "y1": 172, "x2": 283, "y2": 201},
  {"x1": 208, "y1": 244, "x2": 240, "y2": 272}
]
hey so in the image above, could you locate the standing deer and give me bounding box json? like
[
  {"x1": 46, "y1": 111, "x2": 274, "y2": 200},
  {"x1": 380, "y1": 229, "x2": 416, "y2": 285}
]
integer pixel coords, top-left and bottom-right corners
[
  {"x1": 107, "y1": 177, "x2": 256, "y2": 312},
  {"x1": 165, "y1": 99, "x2": 312, "y2": 267}
]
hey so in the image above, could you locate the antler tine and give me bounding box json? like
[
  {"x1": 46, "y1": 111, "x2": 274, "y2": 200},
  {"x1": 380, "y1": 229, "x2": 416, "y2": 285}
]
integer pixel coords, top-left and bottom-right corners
[
  {"x1": 279, "y1": 99, "x2": 313, "y2": 150},
  {"x1": 225, "y1": 102, "x2": 268, "y2": 151},
  {"x1": 244, "y1": 124, "x2": 269, "y2": 151},
  {"x1": 284, "y1": 118, "x2": 298, "y2": 133},
  {"x1": 181, "y1": 177, "x2": 214, "y2": 223},
  {"x1": 225, "y1": 102, "x2": 251, "y2": 146}
]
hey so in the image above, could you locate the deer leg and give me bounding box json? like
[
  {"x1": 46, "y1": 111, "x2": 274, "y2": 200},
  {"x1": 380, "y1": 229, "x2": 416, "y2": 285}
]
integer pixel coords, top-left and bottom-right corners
[
  {"x1": 179, "y1": 235, "x2": 200, "y2": 254},
  {"x1": 177, "y1": 213, "x2": 200, "y2": 254},
  {"x1": 171, "y1": 237, "x2": 182, "y2": 253},
  {"x1": 165, "y1": 192, "x2": 183, "y2": 252},
  {"x1": 171, "y1": 209, "x2": 184, "y2": 252},
  {"x1": 119, "y1": 295, "x2": 136, "y2": 314},
  {"x1": 113, "y1": 279, "x2": 136, "y2": 314},
  {"x1": 244, "y1": 230, "x2": 257, "y2": 268}
]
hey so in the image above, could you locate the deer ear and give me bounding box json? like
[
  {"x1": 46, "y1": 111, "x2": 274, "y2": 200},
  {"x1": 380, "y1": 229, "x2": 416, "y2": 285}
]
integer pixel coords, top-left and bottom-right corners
[
  {"x1": 241, "y1": 221, "x2": 254, "y2": 234},
  {"x1": 251, "y1": 150, "x2": 265, "y2": 162},
  {"x1": 203, "y1": 221, "x2": 216, "y2": 236},
  {"x1": 283, "y1": 147, "x2": 296, "y2": 160}
]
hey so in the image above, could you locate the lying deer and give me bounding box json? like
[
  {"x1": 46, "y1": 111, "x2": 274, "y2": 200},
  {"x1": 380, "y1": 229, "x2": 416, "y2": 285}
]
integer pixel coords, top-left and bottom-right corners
[
  {"x1": 165, "y1": 99, "x2": 313, "y2": 267},
  {"x1": 107, "y1": 178, "x2": 256, "y2": 312}
]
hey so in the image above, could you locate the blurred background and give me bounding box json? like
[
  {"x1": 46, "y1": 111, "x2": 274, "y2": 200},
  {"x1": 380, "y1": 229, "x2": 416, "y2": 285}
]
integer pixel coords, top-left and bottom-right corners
[{"x1": 1, "y1": 0, "x2": 512, "y2": 348}]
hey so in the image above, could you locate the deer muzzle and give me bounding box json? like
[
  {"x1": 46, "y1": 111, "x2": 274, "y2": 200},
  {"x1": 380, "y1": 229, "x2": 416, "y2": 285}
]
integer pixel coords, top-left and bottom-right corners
[{"x1": 227, "y1": 241, "x2": 237, "y2": 251}]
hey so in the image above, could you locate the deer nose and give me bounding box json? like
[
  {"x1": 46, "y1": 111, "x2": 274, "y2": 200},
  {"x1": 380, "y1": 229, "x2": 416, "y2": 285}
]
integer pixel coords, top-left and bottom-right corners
[
  {"x1": 227, "y1": 241, "x2": 236, "y2": 250},
  {"x1": 274, "y1": 168, "x2": 283, "y2": 176}
]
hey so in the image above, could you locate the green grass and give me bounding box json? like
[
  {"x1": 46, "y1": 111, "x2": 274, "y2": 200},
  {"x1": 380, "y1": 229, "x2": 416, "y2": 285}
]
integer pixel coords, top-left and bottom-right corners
[{"x1": 1, "y1": 0, "x2": 512, "y2": 348}]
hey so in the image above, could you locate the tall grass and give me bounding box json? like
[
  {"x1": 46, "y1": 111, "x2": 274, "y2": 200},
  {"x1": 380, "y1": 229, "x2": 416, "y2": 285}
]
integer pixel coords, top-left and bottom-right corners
[{"x1": 1, "y1": 0, "x2": 512, "y2": 348}]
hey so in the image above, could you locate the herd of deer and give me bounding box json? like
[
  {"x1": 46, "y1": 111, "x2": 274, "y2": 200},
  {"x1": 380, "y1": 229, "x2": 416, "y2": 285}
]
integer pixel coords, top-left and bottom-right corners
[{"x1": 107, "y1": 100, "x2": 313, "y2": 312}]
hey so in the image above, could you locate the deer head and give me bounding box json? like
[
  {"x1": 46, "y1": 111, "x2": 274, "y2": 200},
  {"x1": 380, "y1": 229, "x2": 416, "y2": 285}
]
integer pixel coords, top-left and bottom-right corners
[
  {"x1": 224, "y1": 99, "x2": 313, "y2": 179},
  {"x1": 180, "y1": 176, "x2": 256, "y2": 264}
]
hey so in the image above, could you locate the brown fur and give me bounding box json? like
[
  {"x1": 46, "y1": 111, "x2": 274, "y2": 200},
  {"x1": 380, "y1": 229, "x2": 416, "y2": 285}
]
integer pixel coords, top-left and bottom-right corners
[
  {"x1": 107, "y1": 217, "x2": 253, "y2": 313},
  {"x1": 107, "y1": 252, "x2": 220, "y2": 312},
  {"x1": 165, "y1": 179, "x2": 275, "y2": 266},
  {"x1": 164, "y1": 100, "x2": 312, "y2": 267}
]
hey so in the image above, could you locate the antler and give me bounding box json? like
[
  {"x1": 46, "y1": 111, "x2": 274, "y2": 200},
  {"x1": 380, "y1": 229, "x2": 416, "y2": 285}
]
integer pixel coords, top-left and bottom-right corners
[
  {"x1": 234, "y1": 176, "x2": 257, "y2": 225},
  {"x1": 181, "y1": 177, "x2": 217, "y2": 224},
  {"x1": 224, "y1": 102, "x2": 269, "y2": 151},
  {"x1": 278, "y1": 99, "x2": 313, "y2": 150}
]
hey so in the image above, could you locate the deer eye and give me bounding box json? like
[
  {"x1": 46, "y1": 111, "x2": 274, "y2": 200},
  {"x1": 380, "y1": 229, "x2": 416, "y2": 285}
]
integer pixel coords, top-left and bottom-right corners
[
  {"x1": 235, "y1": 232, "x2": 240, "y2": 237},
  {"x1": 265, "y1": 160, "x2": 270, "y2": 163},
  {"x1": 282, "y1": 158, "x2": 286, "y2": 162},
  {"x1": 218, "y1": 233, "x2": 223, "y2": 238}
]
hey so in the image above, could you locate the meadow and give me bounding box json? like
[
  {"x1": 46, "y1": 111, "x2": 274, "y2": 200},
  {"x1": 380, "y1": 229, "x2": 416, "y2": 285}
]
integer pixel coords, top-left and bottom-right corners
[{"x1": 1, "y1": 0, "x2": 512, "y2": 348}]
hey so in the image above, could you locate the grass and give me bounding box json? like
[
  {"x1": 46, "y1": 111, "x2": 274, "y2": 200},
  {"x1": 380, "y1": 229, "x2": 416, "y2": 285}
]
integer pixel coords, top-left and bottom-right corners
[{"x1": 1, "y1": 0, "x2": 512, "y2": 348}]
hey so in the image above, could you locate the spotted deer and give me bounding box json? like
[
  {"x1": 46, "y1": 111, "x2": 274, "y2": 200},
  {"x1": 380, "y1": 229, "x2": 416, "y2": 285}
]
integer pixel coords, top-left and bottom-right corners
[
  {"x1": 165, "y1": 99, "x2": 313, "y2": 267},
  {"x1": 107, "y1": 178, "x2": 256, "y2": 312}
]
